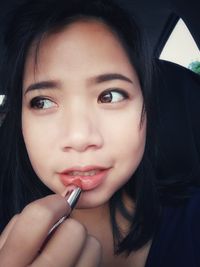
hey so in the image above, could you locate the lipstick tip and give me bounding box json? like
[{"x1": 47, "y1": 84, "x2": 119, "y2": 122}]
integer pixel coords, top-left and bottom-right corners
[{"x1": 65, "y1": 187, "x2": 82, "y2": 209}]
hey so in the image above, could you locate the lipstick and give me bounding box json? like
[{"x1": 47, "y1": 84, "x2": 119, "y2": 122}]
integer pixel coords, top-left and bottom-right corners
[
  {"x1": 66, "y1": 187, "x2": 82, "y2": 209},
  {"x1": 47, "y1": 187, "x2": 82, "y2": 236}
]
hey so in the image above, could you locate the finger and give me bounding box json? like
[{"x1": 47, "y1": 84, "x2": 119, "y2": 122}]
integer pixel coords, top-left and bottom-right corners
[
  {"x1": 0, "y1": 215, "x2": 19, "y2": 249},
  {"x1": 0, "y1": 194, "x2": 70, "y2": 267},
  {"x1": 31, "y1": 218, "x2": 87, "y2": 267},
  {"x1": 75, "y1": 236, "x2": 102, "y2": 267}
]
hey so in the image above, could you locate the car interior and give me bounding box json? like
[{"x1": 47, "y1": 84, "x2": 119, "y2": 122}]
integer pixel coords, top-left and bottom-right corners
[{"x1": 0, "y1": 0, "x2": 199, "y2": 187}]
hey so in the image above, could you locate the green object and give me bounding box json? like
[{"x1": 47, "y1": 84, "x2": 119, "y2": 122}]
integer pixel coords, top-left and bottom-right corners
[{"x1": 188, "y1": 61, "x2": 200, "y2": 75}]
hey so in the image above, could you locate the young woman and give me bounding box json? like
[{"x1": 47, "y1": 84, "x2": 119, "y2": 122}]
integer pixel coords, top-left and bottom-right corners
[{"x1": 0, "y1": 0, "x2": 199, "y2": 266}]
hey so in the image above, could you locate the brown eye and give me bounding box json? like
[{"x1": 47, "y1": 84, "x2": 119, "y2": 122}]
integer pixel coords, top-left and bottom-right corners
[
  {"x1": 99, "y1": 91, "x2": 112, "y2": 103},
  {"x1": 30, "y1": 97, "x2": 56, "y2": 109},
  {"x1": 98, "y1": 89, "x2": 129, "y2": 103}
]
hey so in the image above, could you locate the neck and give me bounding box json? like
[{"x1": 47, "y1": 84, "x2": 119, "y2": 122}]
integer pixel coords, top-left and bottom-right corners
[
  {"x1": 71, "y1": 202, "x2": 111, "y2": 238},
  {"x1": 71, "y1": 194, "x2": 151, "y2": 267}
]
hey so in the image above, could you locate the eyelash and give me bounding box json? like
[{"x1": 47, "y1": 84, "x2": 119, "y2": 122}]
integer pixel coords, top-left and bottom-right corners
[{"x1": 29, "y1": 89, "x2": 129, "y2": 110}]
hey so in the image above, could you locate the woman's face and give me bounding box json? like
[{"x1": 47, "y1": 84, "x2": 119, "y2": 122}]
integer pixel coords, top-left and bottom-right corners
[{"x1": 22, "y1": 20, "x2": 146, "y2": 208}]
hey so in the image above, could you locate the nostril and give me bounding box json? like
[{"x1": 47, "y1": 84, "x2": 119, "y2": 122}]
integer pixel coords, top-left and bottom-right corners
[{"x1": 60, "y1": 116, "x2": 104, "y2": 152}]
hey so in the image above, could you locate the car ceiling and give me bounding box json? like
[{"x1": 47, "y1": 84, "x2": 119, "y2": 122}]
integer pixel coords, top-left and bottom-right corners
[
  {"x1": 115, "y1": 0, "x2": 200, "y2": 56},
  {"x1": 0, "y1": 0, "x2": 199, "y2": 94}
]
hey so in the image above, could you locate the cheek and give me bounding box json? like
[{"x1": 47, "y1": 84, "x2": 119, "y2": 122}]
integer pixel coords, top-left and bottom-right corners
[
  {"x1": 102, "y1": 104, "x2": 146, "y2": 158},
  {"x1": 21, "y1": 112, "x2": 53, "y2": 178},
  {"x1": 115, "y1": 119, "x2": 146, "y2": 178},
  {"x1": 102, "y1": 109, "x2": 146, "y2": 190},
  {"x1": 118, "y1": 118, "x2": 146, "y2": 162},
  {"x1": 22, "y1": 109, "x2": 57, "y2": 152}
]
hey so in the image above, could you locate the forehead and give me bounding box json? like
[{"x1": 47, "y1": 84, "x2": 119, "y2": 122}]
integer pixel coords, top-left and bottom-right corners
[
  {"x1": 26, "y1": 19, "x2": 127, "y2": 64},
  {"x1": 23, "y1": 19, "x2": 136, "y2": 86}
]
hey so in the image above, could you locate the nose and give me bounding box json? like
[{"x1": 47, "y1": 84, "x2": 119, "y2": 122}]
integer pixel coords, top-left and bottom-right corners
[{"x1": 60, "y1": 107, "x2": 103, "y2": 153}]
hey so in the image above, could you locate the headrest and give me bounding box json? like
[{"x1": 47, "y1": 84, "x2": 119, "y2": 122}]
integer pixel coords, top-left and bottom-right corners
[{"x1": 154, "y1": 59, "x2": 200, "y2": 184}]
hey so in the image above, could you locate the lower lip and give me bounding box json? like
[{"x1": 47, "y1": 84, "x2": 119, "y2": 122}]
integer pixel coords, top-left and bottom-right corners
[{"x1": 59, "y1": 169, "x2": 110, "y2": 191}]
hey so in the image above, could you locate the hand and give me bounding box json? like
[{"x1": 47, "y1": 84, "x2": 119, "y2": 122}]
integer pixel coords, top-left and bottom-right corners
[{"x1": 0, "y1": 194, "x2": 102, "y2": 267}]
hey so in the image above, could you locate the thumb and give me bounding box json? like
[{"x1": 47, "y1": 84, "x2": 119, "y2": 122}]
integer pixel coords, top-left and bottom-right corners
[{"x1": 0, "y1": 215, "x2": 19, "y2": 250}]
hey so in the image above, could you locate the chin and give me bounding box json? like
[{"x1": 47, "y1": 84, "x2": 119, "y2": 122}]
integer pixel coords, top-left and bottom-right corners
[{"x1": 76, "y1": 189, "x2": 114, "y2": 209}]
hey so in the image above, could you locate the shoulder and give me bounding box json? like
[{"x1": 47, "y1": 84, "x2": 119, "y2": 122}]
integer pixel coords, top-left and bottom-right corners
[
  {"x1": 185, "y1": 186, "x2": 200, "y2": 212},
  {"x1": 171, "y1": 186, "x2": 200, "y2": 266},
  {"x1": 184, "y1": 186, "x2": 200, "y2": 228},
  {"x1": 146, "y1": 186, "x2": 200, "y2": 267}
]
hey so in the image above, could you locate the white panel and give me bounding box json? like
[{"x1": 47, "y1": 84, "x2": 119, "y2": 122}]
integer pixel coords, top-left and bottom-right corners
[
  {"x1": 160, "y1": 19, "x2": 200, "y2": 68},
  {"x1": 0, "y1": 95, "x2": 5, "y2": 105}
]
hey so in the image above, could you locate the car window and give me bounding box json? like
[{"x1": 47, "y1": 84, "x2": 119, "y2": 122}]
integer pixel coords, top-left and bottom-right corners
[
  {"x1": 0, "y1": 95, "x2": 4, "y2": 105},
  {"x1": 159, "y1": 18, "x2": 200, "y2": 74}
]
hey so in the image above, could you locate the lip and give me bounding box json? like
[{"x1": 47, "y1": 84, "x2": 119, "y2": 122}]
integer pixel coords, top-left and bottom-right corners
[{"x1": 58, "y1": 166, "x2": 111, "y2": 191}]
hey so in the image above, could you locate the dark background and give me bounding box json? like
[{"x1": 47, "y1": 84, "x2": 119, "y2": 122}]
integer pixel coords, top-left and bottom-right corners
[{"x1": 0, "y1": 0, "x2": 199, "y2": 61}]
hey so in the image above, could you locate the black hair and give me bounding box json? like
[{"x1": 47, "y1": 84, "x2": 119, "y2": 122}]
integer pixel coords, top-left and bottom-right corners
[{"x1": 0, "y1": 0, "x2": 160, "y2": 254}]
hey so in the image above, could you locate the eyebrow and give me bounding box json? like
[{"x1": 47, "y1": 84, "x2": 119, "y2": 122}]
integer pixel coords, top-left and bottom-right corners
[
  {"x1": 24, "y1": 73, "x2": 133, "y2": 95},
  {"x1": 24, "y1": 80, "x2": 60, "y2": 95},
  {"x1": 94, "y1": 73, "x2": 133, "y2": 84}
]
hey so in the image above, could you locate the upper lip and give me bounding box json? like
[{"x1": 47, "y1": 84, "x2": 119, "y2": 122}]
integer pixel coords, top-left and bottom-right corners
[{"x1": 59, "y1": 165, "x2": 110, "y2": 174}]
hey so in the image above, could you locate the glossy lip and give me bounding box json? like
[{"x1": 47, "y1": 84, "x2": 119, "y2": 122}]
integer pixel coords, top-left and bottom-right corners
[{"x1": 58, "y1": 165, "x2": 111, "y2": 191}]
